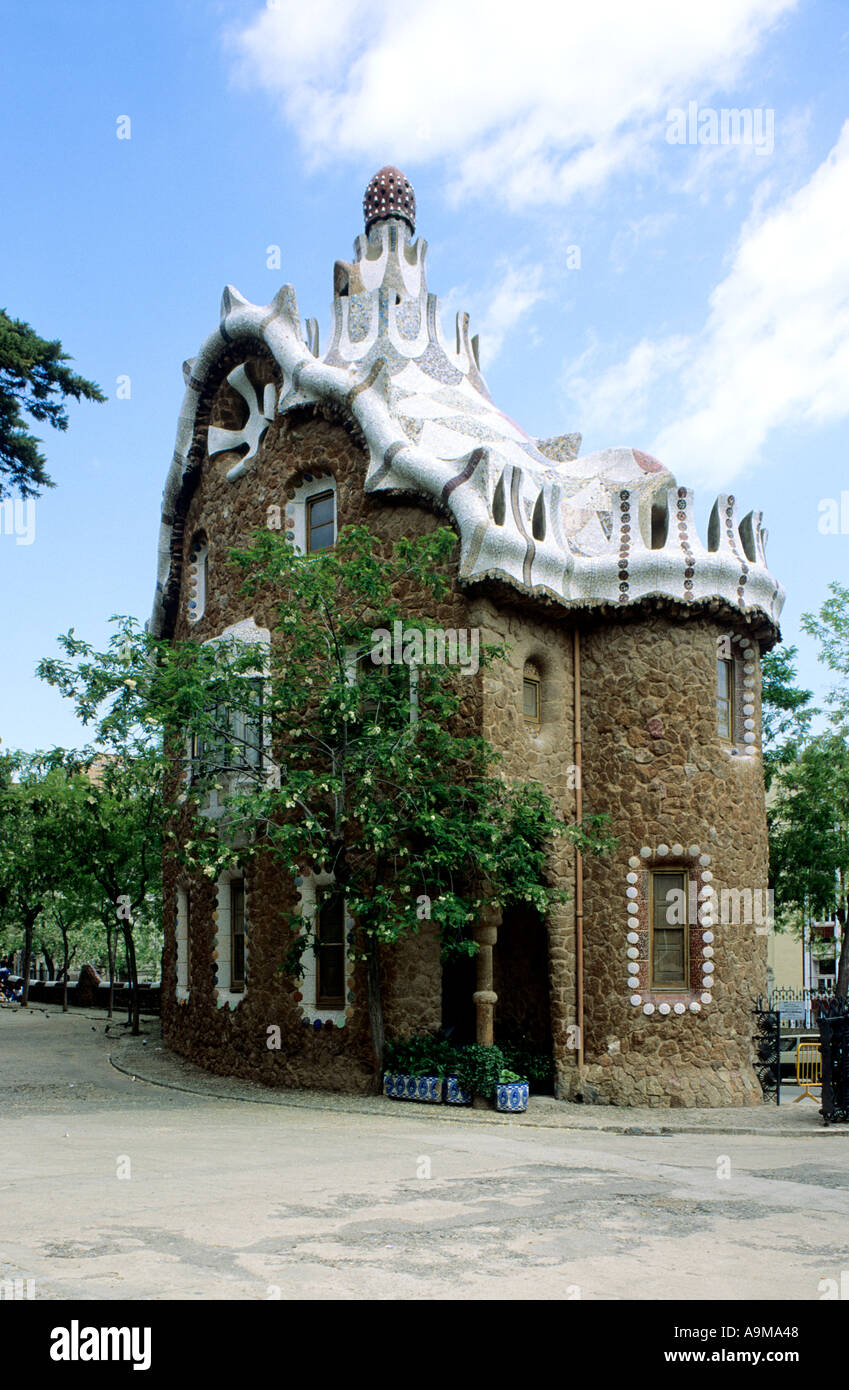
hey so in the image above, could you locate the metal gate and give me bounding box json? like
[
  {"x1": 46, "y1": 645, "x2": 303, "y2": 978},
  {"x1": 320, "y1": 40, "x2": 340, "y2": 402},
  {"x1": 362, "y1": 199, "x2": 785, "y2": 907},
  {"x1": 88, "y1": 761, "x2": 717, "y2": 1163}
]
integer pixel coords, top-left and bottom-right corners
[
  {"x1": 818, "y1": 997, "x2": 849, "y2": 1125},
  {"x1": 752, "y1": 1002, "x2": 781, "y2": 1105}
]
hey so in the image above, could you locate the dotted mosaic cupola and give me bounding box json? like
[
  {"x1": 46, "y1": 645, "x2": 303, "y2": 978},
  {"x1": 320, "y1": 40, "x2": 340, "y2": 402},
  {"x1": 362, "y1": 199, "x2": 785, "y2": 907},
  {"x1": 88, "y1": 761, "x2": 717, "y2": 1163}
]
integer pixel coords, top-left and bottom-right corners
[{"x1": 150, "y1": 165, "x2": 785, "y2": 637}]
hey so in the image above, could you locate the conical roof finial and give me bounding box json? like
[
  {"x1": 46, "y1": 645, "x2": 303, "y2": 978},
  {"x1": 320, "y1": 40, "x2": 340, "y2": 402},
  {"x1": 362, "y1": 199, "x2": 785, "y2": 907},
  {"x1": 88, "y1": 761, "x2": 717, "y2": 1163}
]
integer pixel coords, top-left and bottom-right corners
[{"x1": 363, "y1": 166, "x2": 415, "y2": 234}]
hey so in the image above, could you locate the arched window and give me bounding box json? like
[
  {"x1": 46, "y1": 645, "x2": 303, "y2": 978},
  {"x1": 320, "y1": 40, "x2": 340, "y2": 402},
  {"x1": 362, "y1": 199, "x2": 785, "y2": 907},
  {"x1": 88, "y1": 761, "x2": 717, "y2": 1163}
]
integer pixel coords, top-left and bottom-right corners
[
  {"x1": 287, "y1": 474, "x2": 337, "y2": 554},
  {"x1": 307, "y1": 491, "x2": 336, "y2": 553},
  {"x1": 523, "y1": 660, "x2": 542, "y2": 728}
]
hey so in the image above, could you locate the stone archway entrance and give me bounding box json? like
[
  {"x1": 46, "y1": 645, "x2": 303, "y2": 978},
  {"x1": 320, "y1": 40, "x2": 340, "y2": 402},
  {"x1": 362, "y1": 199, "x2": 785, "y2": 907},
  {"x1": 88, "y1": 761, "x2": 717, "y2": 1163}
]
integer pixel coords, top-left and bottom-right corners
[{"x1": 492, "y1": 905, "x2": 554, "y2": 1091}]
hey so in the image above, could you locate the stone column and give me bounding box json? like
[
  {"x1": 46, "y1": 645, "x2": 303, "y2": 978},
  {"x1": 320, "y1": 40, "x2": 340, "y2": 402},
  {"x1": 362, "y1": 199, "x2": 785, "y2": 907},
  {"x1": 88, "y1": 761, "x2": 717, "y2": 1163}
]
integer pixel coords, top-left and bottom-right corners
[{"x1": 473, "y1": 904, "x2": 500, "y2": 1046}]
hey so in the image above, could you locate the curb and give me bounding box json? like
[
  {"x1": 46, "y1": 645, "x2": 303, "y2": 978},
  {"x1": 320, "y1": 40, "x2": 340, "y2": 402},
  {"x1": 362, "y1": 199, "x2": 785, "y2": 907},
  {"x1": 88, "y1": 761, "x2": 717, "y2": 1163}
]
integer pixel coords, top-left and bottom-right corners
[{"x1": 106, "y1": 1052, "x2": 847, "y2": 1139}]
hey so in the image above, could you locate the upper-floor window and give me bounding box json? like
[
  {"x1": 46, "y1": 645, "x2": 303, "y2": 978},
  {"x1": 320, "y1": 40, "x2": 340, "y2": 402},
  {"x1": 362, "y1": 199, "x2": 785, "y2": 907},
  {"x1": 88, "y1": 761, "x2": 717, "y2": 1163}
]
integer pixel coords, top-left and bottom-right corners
[
  {"x1": 717, "y1": 658, "x2": 734, "y2": 741},
  {"x1": 360, "y1": 658, "x2": 416, "y2": 725},
  {"x1": 306, "y1": 490, "x2": 335, "y2": 553},
  {"x1": 650, "y1": 869, "x2": 688, "y2": 989},
  {"x1": 228, "y1": 678, "x2": 264, "y2": 770},
  {"x1": 190, "y1": 680, "x2": 264, "y2": 781},
  {"x1": 287, "y1": 474, "x2": 337, "y2": 555},
  {"x1": 523, "y1": 662, "x2": 541, "y2": 728}
]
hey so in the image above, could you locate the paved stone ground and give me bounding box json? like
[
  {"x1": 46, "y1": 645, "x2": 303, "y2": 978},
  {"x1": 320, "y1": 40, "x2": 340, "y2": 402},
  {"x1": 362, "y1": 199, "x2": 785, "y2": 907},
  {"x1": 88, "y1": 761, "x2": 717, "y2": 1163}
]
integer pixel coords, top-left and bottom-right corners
[{"x1": 1, "y1": 1004, "x2": 846, "y2": 1300}]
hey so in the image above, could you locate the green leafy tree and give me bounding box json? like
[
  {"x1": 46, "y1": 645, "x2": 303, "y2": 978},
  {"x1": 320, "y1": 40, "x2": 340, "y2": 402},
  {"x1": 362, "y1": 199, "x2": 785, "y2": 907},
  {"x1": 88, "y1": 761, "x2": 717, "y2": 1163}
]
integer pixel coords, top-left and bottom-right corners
[
  {"x1": 40, "y1": 889, "x2": 105, "y2": 1010},
  {"x1": 37, "y1": 621, "x2": 168, "y2": 1033},
  {"x1": 760, "y1": 646, "x2": 816, "y2": 792},
  {"x1": 0, "y1": 754, "x2": 81, "y2": 1005},
  {"x1": 768, "y1": 733, "x2": 849, "y2": 994},
  {"x1": 158, "y1": 524, "x2": 613, "y2": 1074},
  {"x1": 766, "y1": 586, "x2": 849, "y2": 994},
  {"x1": 0, "y1": 309, "x2": 105, "y2": 499},
  {"x1": 801, "y1": 582, "x2": 849, "y2": 729}
]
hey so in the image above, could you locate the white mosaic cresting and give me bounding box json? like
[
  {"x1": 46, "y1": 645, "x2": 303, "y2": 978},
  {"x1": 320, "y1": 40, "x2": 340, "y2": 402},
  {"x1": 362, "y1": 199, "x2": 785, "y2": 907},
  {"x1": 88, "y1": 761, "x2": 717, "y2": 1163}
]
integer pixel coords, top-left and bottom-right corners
[{"x1": 150, "y1": 209, "x2": 785, "y2": 638}]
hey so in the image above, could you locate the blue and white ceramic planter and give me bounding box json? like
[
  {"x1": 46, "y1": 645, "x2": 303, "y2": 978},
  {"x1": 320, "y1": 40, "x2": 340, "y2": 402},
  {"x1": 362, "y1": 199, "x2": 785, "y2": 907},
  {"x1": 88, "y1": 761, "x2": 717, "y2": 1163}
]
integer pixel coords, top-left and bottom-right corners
[
  {"x1": 495, "y1": 1080, "x2": 529, "y2": 1113},
  {"x1": 383, "y1": 1072, "x2": 443, "y2": 1102},
  {"x1": 445, "y1": 1075, "x2": 473, "y2": 1106},
  {"x1": 415, "y1": 1075, "x2": 443, "y2": 1103}
]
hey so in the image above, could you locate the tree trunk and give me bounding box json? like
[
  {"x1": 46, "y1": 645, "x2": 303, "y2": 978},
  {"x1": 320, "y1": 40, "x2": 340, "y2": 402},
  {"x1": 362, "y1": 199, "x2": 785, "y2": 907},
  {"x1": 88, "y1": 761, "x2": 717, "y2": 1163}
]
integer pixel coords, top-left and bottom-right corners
[
  {"x1": 20, "y1": 913, "x2": 36, "y2": 1007},
  {"x1": 41, "y1": 947, "x2": 56, "y2": 981},
  {"x1": 365, "y1": 943, "x2": 384, "y2": 1089},
  {"x1": 106, "y1": 923, "x2": 115, "y2": 1019},
  {"x1": 123, "y1": 923, "x2": 141, "y2": 1036},
  {"x1": 60, "y1": 924, "x2": 69, "y2": 1013},
  {"x1": 125, "y1": 931, "x2": 133, "y2": 1026}
]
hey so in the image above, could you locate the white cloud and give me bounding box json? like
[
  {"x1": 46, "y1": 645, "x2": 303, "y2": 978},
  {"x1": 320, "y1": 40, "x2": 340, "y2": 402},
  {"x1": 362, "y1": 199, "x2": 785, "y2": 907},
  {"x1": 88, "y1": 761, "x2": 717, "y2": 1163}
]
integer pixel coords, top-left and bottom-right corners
[
  {"x1": 609, "y1": 213, "x2": 675, "y2": 273},
  {"x1": 230, "y1": 0, "x2": 796, "y2": 206},
  {"x1": 447, "y1": 260, "x2": 549, "y2": 367},
  {"x1": 564, "y1": 124, "x2": 849, "y2": 486}
]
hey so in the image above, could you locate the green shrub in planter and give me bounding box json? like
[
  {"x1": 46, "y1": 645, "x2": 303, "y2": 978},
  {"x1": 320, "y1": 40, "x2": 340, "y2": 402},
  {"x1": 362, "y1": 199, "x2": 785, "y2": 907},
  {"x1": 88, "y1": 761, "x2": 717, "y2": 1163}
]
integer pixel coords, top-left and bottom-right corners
[
  {"x1": 383, "y1": 1034, "x2": 452, "y2": 1103},
  {"x1": 455, "y1": 1043, "x2": 505, "y2": 1101}
]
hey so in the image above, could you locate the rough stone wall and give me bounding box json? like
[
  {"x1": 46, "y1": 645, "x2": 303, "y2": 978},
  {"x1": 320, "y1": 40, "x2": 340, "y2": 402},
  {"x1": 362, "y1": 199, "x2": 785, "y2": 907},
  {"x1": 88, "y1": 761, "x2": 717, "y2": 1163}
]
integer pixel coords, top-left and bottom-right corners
[
  {"x1": 162, "y1": 364, "x2": 483, "y2": 1088},
  {"x1": 474, "y1": 600, "x2": 579, "y2": 1072},
  {"x1": 573, "y1": 612, "x2": 768, "y2": 1107}
]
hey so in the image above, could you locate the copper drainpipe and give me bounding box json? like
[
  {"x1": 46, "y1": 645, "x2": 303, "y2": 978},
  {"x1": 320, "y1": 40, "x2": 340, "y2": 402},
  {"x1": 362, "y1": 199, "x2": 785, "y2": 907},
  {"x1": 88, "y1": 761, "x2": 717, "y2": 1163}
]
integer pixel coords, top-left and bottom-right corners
[{"x1": 573, "y1": 627, "x2": 584, "y2": 1072}]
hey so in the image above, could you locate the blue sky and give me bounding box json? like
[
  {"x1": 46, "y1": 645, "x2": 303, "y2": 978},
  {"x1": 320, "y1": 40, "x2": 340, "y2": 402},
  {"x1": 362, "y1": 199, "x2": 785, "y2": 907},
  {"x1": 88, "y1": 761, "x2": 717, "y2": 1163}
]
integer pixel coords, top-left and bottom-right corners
[{"x1": 1, "y1": 0, "x2": 848, "y2": 750}]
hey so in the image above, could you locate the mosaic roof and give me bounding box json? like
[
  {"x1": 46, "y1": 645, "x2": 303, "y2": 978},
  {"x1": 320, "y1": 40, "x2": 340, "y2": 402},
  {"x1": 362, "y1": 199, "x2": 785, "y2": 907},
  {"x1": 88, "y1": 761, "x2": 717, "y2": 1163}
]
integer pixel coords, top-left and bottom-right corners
[{"x1": 150, "y1": 170, "x2": 784, "y2": 637}]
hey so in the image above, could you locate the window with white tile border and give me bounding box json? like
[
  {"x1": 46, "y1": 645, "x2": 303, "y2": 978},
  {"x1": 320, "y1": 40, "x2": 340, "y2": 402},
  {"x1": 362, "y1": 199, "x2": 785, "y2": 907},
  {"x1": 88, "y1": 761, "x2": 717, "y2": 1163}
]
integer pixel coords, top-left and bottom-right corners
[
  {"x1": 187, "y1": 617, "x2": 273, "y2": 809},
  {"x1": 294, "y1": 870, "x2": 352, "y2": 1028},
  {"x1": 213, "y1": 872, "x2": 248, "y2": 1009},
  {"x1": 188, "y1": 533, "x2": 208, "y2": 623},
  {"x1": 284, "y1": 472, "x2": 336, "y2": 554}
]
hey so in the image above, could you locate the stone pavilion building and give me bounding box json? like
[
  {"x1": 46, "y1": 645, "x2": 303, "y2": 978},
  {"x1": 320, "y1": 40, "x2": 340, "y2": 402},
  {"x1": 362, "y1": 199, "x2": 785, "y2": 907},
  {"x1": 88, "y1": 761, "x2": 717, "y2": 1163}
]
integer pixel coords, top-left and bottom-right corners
[{"x1": 150, "y1": 168, "x2": 785, "y2": 1107}]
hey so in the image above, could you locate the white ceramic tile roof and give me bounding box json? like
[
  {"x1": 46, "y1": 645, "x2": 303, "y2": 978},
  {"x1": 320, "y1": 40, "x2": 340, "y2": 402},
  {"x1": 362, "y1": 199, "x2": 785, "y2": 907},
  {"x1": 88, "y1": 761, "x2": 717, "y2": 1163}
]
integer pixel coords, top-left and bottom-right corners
[{"x1": 150, "y1": 200, "x2": 784, "y2": 638}]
